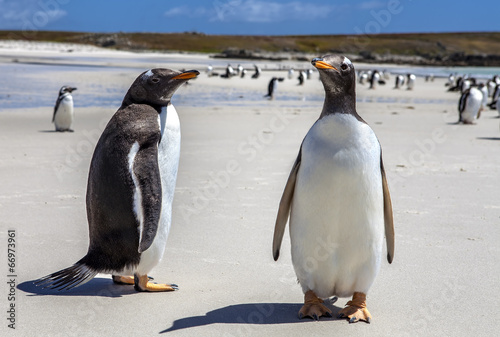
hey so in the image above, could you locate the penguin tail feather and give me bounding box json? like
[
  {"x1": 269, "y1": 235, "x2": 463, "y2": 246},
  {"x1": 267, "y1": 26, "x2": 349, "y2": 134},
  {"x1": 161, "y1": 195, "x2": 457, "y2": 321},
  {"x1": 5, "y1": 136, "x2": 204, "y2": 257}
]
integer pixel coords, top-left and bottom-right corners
[{"x1": 34, "y1": 263, "x2": 98, "y2": 291}]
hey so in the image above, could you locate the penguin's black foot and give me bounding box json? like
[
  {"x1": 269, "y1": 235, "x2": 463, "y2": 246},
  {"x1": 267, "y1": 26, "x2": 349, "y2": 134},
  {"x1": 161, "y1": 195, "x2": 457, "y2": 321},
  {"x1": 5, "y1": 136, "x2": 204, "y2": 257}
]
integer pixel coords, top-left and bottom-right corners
[
  {"x1": 298, "y1": 290, "x2": 332, "y2": 320},
  {"x1": 338, "y1": 292, "x2": 372, "y2": 323},
  {"x1": 133, "y1": 274, "x2": 178, "y2": 292}
]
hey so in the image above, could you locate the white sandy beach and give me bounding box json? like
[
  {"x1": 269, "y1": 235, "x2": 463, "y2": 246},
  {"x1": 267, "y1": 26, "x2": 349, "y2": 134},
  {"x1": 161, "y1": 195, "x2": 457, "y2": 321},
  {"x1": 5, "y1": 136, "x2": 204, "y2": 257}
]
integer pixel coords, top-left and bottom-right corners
[{"x1": 1, "y1": 41, "x2": 499, "y2": 336}]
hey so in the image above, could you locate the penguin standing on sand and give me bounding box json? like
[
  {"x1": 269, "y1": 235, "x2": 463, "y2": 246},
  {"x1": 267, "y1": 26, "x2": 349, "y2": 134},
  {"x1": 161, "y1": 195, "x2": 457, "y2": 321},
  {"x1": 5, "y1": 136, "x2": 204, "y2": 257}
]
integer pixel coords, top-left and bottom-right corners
[
  {"x1": 251, "y1": 64, "x2": 261, "y2": 79},
  {"x1": 394, "y1": 75, "x2": 405, "y2": 89},
  {"x1": 52, "y1": 86, "x2": 77, "y2": 132},
  {"x1": 458, "y1": 86, "x2": 483, "y2": 124},
  {"x1": 36, "y1": 68, "x2": 199, "y2": 292},
  {"x1": 273, "y1": 55, "x2": 394, "y2": 323},
  {"x1": 369, "y1": 70, "x2": 380, "y2": 89},
  {"x1": 265, "y1": 77, "x2": 284, "y2": 100},
  {"x1": 406, "y1": 74, "x2": 416, "y2": 90}
]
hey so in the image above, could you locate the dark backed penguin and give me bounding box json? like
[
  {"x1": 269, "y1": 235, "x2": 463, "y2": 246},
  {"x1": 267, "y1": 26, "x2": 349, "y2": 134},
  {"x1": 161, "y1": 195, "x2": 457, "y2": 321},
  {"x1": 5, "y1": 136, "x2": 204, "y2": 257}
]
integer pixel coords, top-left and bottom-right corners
[
  {"x1": 458, "y1": 86, "x2": 483, "y2": 124},
  {"x1": 369, "y1": 70, "x2": 380, "y2": 89},
  {"x1": 298, "y1": 71, "x2": 305, "y2": 85},
  {"x1": 272, "y1": 55, "x2": 395, "y2": 323},
  {"x1": 35, "y1": 68, "x2": 199, "y2": 292},
  {"x1": 394, "y1": 75, "x2": 405, "y2": 89},
  {"x1": 251, "y1": 64, "x2": 261, "y2": 79},
  {"x1": 406, "y1": 74, "x2": 416, "y2": 90},
  {"x1": 52, "y1": 86, "x2": 77, "y2": 132},
  {"x1": 265, "y1": 77, "x2": 284, "y2": 100}
]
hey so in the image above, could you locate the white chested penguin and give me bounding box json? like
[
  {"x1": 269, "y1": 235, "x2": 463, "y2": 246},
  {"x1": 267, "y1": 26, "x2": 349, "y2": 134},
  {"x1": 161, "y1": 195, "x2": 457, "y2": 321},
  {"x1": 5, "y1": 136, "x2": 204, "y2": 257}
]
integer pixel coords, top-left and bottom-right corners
[
  {"x1": 458, "y1": 86, "x2": 483, "y2": 124},
  {"x1": 35, "y1": 68, "x2": 199, "y2": 292},
  {"x1": 272, "y1": 55, "x2": 395, "y2": 323},
  {"x1": 52, "y1": 86, "x2": 77, "y2": 132}
]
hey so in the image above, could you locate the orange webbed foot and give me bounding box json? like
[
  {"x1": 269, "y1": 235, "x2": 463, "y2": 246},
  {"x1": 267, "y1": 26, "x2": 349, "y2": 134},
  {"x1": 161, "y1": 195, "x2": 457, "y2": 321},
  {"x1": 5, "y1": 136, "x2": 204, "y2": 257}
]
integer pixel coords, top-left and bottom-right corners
[
  {"x1": 338, "y1": 292, "x2": 372, "y2": 323},
  {"x1": 298, "y1": 290, "x2": 333, "y2": 320}
]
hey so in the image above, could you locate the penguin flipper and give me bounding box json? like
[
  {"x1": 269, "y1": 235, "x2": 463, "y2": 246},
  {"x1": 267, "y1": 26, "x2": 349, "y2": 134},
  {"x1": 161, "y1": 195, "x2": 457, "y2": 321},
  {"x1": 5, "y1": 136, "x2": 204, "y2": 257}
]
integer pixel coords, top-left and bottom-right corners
[
  {"x1": 273, "y1": 147, "x2": 302, "y2": 261},
  {"x1": 380, "y1": 155, "x2": 395, "y2": 264},
  {"x1": 34, "y1": 263, "x2": 98, "y2": 291},
  {"x1": 132, "y1": 142, "x2": 163, "y2": 253},
  {"x1": 52, "y1": 96, "x2": 63, "y2": 123}
]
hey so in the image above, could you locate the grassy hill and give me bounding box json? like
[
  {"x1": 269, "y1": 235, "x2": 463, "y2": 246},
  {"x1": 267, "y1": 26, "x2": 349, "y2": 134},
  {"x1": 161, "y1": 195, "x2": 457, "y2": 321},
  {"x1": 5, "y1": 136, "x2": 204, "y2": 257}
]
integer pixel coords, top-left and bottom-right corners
[{"x1": 1, "y1": 30, "x2": 500, "y2": 66}]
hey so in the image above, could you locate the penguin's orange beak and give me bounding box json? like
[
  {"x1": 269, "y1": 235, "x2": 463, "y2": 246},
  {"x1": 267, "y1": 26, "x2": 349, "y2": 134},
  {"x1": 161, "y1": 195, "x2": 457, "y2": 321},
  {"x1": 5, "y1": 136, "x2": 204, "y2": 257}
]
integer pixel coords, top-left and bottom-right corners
[
  {"x1": 312, "y1": 58, "x2": 337, "y2": 71},
  {"x1": 172, "y1": 70, "x2": 200, "y2": 80}
]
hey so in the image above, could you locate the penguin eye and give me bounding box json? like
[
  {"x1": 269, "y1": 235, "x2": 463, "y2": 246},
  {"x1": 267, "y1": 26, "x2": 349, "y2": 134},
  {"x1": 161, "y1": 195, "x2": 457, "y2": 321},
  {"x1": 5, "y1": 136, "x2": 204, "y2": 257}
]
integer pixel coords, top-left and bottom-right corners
[
  {"x1": 151, "y1": 78, "x2": 160, "y2": 83},
  {"x1": 341, "y1": 64, "x2": 348, "y2": 71}
]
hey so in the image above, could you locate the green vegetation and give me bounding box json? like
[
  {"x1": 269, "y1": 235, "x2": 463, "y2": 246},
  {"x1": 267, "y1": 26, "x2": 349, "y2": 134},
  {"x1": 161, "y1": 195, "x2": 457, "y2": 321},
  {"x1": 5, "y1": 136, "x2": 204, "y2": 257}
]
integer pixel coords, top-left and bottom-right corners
[{"x1": 1, "y1": 30, "x2": 499, "y2": 65}]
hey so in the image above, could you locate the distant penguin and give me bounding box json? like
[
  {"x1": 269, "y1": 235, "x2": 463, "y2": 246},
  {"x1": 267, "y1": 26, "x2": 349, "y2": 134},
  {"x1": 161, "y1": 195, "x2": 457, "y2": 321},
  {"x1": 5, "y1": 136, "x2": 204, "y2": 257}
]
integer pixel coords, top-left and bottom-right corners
[
  {"x1": 241, "y1": 69, "x2": 247, "y2": 78},
  {"x1": 306, "y1": 69, "x2": 314, "y2": 80},
  {"x1": 206, "y1": 65, "x2": 213, "y2": 76},
  {"x1": 369, "y1": 71, "x2": 380, "y2": 89},
  {"x1": 35, "y1": 68, "x2": 200, "y2": 292},
  {"x1": 298, "y1": 71, "x2": 306, "y2": 85},
  {"x1": 273, "y1": 55, "x2": 394, "y2": 323},
  {"x1": 448, "y1": 76, "x2": 462, "y2": 92},
  {"x1": 237, "y1": 64, "x2": 243, "y2": 75},
  {"x1": 251, "y1": 64, "x2": 261, "y2": 79},
  {"x1": 407, "y1": 74, "x2": 416, "y2": 90},
  {"x1": 460, "y1": 79, "x2": 470, "y2": 93},
  {"x1": 288, "y1": 68, "x2": 295, "y2": 80},
  {"x1": 382, "y1": 70, "x2": 390, "y2": 80},
  {"x1": 52, "y1": 86, "x2": 77, "y2": 132},
  {"x1": 487, "y1": 80, "x2": 496, "y2": 97},
  {"x1": 265, "y1": 77, "x2": 284, "y2": 100},
  {"x1": 458, "y1": 87, "x2": 483, "y2": 124},
  {"x1": 221, "y1": 64, "x2": 234, "y2": 78},
  {"x1": 394, "y1": 75, "x2": 405, "y2": 89},
  {"x1": 359, "y1": 71, "x2": 368, "y2": 85},
  {"x1": 489, "y1": 84, "x2": 500, "y2": 110},
  {"x1": 478, "y1": 83, "x2": 489, "y2": 111},
  {"x1": 446, "y1": 74, "x2": 455, "y2": 87}
]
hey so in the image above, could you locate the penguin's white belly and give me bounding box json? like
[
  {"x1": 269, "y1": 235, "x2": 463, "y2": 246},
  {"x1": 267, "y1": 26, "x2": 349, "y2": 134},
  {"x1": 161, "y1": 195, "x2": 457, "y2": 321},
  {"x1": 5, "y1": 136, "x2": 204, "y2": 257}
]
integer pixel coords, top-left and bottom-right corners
[
  {"x1": 290, "y1": 113, "x2": 384, "y2": 299},
  {"x1": 461, "y1": 88, "x2": 482, "y2": 123},
  {"x1": 136, "y1": 104, "x2": 180, "y2": 275},
  {"x1": 54, "y1": 96, "x2": 74, "y2": 130}
]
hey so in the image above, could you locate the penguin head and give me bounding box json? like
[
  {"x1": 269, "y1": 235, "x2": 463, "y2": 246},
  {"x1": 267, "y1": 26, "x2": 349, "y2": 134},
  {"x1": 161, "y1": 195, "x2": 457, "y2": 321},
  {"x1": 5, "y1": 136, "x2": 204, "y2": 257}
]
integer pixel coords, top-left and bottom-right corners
[
  {"x1": 127, "y1": 68, "x2": 199, "y2": 107},
  {"x1": 311, "y1": 55, "x2": 355, "y2": 95},
  {"x1": 59, "y1": 86, "x2": 77, "y2": 96}
]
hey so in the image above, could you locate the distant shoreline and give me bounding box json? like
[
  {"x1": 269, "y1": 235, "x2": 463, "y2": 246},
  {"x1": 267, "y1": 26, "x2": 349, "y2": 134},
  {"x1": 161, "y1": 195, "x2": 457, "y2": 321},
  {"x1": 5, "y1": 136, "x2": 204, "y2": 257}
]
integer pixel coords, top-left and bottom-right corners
[{"x1": 1, "y1": 30, "x2": 500, "y2": 67}]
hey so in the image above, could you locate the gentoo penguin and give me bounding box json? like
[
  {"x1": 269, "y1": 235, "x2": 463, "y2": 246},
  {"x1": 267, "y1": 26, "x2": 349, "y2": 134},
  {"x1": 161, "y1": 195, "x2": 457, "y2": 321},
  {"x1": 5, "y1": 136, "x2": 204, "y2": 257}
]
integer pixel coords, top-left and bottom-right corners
[
  {"x1": 265, "y1": 77, "x2": 284, "y2": 100},
  {"x1": 458, "y1": 86, "x2": 483, "y2": 124},
  {"x1": 298, "y1": 71, "x2": 306, "y2": 85},
  {"x1": 394, "y1": 75, "x2": 405, "y2": 89},
  {"x1": 272, "y1": 55, "x2": 395, "y2": 323},
  {"x1": 478, "y1": 83, "x2": 489, "y2": 111},
  {"x1": 221, "y1": 64, "x2": 234, "y2": 78},
  {"x1": 52, "y1": 86, "x2": 77, "y2": 132},
  {"x1": 369, "y1": 70, "x2": 380, "y2": 89},
  {"x1": 446, "y1": 73, "x2": 455, "y2": 87},
  {"x1": 488, "y1": 84, "x2": 500, "y2": 110},
  {"x1": 251, "y1": 64, "x2": 261, "y2": 79},
  {"x1": 406, "y1": 74, "x2": 416, "y2": 90},
  {"x1": 288, "y1": 68, "x2": 295, "y2": 80},
  {"x1": 358, "y1": 71, "x2": 368, "y2": 85},
  {"x1": 35, "y1": 68, "x2": 199, "y2": 291}
]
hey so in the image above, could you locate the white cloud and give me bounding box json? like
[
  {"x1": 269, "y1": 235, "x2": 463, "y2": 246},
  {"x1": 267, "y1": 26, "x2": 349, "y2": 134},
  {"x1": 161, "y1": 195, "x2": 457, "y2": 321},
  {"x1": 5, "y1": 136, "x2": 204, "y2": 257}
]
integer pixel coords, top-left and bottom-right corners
[
  {"x1": 165, "y1": 1, "x2": 335, "y2": 23},
  {"x1": 0, "y1": 0, "x2": 67, "y2": 29}
]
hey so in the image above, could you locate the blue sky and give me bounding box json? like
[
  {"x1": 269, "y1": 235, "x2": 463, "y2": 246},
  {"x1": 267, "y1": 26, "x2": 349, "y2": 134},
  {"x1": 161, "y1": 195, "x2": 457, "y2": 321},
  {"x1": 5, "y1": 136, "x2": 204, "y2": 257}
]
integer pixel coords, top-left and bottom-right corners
[{"x1": 0, "y1": 0, "x2": 499, "y2": 35}]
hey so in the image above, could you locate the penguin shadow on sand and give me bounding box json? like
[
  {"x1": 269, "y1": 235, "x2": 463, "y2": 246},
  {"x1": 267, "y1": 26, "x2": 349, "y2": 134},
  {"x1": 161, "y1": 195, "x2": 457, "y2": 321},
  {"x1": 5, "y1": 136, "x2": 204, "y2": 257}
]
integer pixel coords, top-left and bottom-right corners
[
  {"x1": 160, "y1": 300, "x2": 344, "y2": 334},
  {"x1": 17, "y1": 277, "x2": 137, "y2": 298}
]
